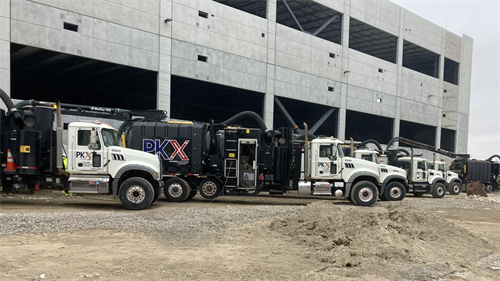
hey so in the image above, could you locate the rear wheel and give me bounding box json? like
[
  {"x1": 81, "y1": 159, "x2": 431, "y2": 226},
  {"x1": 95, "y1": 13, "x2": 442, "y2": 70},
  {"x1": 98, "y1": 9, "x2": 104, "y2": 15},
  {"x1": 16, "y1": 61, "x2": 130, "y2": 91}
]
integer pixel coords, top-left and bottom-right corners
[
  {"x1": 384, "y1": 182, "x2": 406, "y2": 201},
  {"x1": 449, "y1": 182, "x2": 461, "y2": 195},
  {"x1": 199, "y1": 178, "x2": 222, "y2": 200},
  {"x1": 119, "y1": 177, "x2": 154, "y2": 210},
  {"x1": 432, "y1": 182, "x2": 446, "y2": 198},
  {"x1": 164, "y1": 178, "x2": 191, "y2": 202},
  {"x1": 485, "y1": 184, "x2": 493, "y2": 193},
  {"x1": 351, "y1": 181, "x2": 378, "y2": 206}
]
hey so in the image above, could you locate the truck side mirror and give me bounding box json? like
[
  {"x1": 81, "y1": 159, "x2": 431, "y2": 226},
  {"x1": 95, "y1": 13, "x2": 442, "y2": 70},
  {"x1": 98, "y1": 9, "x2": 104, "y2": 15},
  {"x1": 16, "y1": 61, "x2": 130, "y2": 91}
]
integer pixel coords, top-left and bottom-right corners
[
  {"x1": 88, "y1": 129, "x2": 99, "y2": 150},
  {"x1": 330, "y1": 148, "x2": 337, "y2": 161}
]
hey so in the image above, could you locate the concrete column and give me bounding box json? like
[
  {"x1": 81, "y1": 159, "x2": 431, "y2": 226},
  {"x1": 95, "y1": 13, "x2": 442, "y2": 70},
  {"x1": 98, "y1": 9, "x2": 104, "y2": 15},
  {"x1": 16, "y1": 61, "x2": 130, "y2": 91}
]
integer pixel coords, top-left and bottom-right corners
[
  {"x1": 456, "y1": 35, "x2": 473, "y2": 153},
  {"x1": 264, "y1": 0, "x2": 277, "y2": 129},
  {"x1": 158, "y1": 0, "x2": 172, "y2": 114},
  {"x1": 393, "y1": 8, "x2": 405, "y2": 147},
  {"x1": 0, "y1": 0, "x2": 10, "y2": 111},
  {"x1": 435, "y1": 29, "x2": 447, "y2": 148},
  {"x1": 337, "y1": 2, "x2": 350, "y2": 140}
]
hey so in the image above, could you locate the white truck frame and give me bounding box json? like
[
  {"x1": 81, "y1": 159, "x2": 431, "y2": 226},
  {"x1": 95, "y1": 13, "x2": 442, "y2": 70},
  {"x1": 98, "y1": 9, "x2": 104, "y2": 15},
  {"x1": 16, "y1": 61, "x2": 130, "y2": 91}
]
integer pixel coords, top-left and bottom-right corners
[
  {"x1": 66, "y1": 121, "x2": 163, "y2": 209},
  {"x1": 298, "y1": 137, "x2": 381, "y2": 206},
  {"x1": 352, "y1": 149, "x2": 408, "y2": 201},
  {"x1": 427, "y1": 160, "x2": 461, "y2": 195},
  {"x1": 394, "y1": 156, "x2": 448, "y2": 198}
]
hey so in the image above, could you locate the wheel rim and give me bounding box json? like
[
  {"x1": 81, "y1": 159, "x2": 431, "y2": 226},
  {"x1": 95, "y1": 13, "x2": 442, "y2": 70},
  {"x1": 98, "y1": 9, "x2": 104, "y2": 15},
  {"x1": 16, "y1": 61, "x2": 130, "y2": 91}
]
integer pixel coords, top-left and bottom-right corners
[
  {"x1": 453, "y1": 184, "x2": 460, "y2": 193},
  {"x1": 126, "y1": 185, "x2": 146, "y2": 203},
  {"x1": 389, "y1": 186, "x2": 401, "y2": 199},
  {"x1": 487, "y1": 185, "x2": 493, "y2": 192},
  {"x1": 437, "y1": 186, "x2": 444, "y2": 196},
  {"x1": 359, "y1": 187, "x2": 374, "y2": 202},
  {"x1": 202, "y1": 181, "x2": 217, "y2": 196},
  {"x1": 168, "y1": 183, "x2": 183, "y2": 198}
]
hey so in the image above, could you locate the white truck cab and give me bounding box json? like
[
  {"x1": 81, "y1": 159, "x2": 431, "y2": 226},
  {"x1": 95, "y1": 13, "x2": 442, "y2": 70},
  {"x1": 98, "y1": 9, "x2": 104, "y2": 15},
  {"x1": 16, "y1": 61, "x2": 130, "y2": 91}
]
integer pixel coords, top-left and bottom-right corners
[
  {"x1": 66, "y1": 121, "x2": 163, "y2": 209},
  {"x1": 352, "y1": 150, "x2": 407, "y2": 201},
  {"x1": 395, "y1": 156, "x2": 447, "y2": 198},
  {"x1": 299, "y1": 138, "x2": 381, "y2": 206},
  {"x1": 427, "y1": 160, "x2": 461, "y2": 195}
]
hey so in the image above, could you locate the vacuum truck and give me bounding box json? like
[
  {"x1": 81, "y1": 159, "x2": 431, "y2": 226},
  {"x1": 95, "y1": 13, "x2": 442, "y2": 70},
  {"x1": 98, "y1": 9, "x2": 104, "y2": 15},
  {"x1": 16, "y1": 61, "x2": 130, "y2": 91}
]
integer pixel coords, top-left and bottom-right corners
[{"x1": 0, "y1": 89, "x2": 163, "y2": 210}]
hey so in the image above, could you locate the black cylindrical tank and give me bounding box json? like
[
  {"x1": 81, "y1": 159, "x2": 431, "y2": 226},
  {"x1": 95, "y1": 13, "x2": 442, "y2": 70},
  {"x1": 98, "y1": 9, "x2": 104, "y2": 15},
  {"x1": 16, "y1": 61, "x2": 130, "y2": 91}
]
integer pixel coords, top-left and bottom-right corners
[{"x1": 16, "y1": 130, "x2": 41, "y2": 175}]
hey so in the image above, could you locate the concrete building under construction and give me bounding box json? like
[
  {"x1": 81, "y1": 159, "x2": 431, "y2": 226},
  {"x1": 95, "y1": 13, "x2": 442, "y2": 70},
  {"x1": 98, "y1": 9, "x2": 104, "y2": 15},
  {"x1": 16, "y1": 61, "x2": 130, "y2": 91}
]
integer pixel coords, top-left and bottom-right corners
[{"x1": 0, "y1": 0, "x2": 473, "y2": 153}]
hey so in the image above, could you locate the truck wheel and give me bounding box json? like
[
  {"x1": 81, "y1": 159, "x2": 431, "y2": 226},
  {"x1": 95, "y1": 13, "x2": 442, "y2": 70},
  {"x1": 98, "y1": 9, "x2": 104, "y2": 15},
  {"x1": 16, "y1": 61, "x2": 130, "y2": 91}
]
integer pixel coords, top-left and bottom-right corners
[
  {"x1": 244, "y1": 188, "x2": 260, "y2": 196},
  {"x1": 384, "y1": 182, "x2": 406, "y2": 201},
  {"x1": 199, "y1": 179, "x2": 222, "y2": 199},
  {"x1": 152, "y1": 186, "x2": 162, "y2": 203},
  {"x1": 351, "y1": 181, "x2": 378, "y2": 206},
  {"x1": 164, "y1": 178, "x2": 191, "y2": 202},
  {"x1": 449, "y1": 182, "x2": 461, "y2": 195},
  {"x1": 432, "y1": 182, "x2": 446, "y2": 198},
  {"x1": 485, "y1": 184, "x2": 493, "y2": 193},
  {"x1": 119, "y1": 177, "x2": 155, "y2": 210},
  {"x1": 187, "y1": 189, "x2": 198, "y2": 200}
]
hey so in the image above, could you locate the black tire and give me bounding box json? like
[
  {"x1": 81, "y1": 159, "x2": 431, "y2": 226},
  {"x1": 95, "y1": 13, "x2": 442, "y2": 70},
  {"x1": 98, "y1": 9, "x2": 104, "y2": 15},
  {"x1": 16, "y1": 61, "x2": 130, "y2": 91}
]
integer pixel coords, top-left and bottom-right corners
[
  {"x1": 118, "y1": 177, "x2": 155, "y2": 210},
  {"x1": 449, "y1": 181, "x2": 461, "y2": 195},
  {"x1": 152, "y1": 186, "x2": 162, "y2": 203},
  {"x1": 350, "y1": 181, "x2": 378, "y2": 206},
  {"x1": 432, "y1": 182, "x2": 446, "y2": 198},
  {"x1": 384, "y1": 182, "x2": 406, "y2": 201},
  {"x1": 187, "y1": 189, "x2": 198, "y2": 200},
  {"x1": 243, "y1": 188, "x2": 260, "y2": 196},
  {"x1": 485, "y1": 184, "x2": 493, "y2": 193},
  {"x1": 199, "y1": 178, "x2": 222, "y2": 200},
  {"x1": 164, "y1": 178, "x2": 191, "y2": 202},
  {"x1": 379, "y1": 189, "x2": 388, "y2": 201},
  {"x1": 413, "y1": 192, "x2": 425, "y2": 197}
]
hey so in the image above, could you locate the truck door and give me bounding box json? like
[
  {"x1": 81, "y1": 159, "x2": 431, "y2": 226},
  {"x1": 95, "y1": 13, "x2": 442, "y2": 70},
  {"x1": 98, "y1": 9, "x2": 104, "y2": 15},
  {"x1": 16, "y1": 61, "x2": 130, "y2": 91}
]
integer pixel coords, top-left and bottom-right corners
[
  {"x1": 73, "y1": 128, "x2": 105, "y2": 173},
  {"x1": 415, "y1": 160, "x2": 426, "y2": 182},
  {"x1": 237, "y1": 139, "x2": 257, "y2": 188},
  {"x1": 316, "y1": 144, "x2": 338, "y2": 178}
]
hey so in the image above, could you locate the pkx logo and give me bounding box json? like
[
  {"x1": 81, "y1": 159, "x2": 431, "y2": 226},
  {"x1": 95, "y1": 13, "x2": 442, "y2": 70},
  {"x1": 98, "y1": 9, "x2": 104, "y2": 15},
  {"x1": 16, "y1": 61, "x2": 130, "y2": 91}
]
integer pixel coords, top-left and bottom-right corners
[
  {"x1": 318, "y1": 162, "x2": 330, "y2": 168},
  {"x1": 143, "y1": 139, "x2": 189, "y2": 160},
  {"x1": 76, "y1": 152, "x2": 92, "y2": 159}
]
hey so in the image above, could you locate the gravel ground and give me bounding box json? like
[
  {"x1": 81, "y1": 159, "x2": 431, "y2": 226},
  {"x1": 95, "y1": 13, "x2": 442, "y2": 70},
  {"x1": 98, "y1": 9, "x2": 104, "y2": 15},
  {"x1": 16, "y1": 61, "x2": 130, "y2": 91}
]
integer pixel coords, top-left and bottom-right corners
[
  {"x1": 2, "y1": 193, "x2": 498, "y2": 237},
  {"x1": 0, "y1": 205, "x2": 304, "y2": 236}
]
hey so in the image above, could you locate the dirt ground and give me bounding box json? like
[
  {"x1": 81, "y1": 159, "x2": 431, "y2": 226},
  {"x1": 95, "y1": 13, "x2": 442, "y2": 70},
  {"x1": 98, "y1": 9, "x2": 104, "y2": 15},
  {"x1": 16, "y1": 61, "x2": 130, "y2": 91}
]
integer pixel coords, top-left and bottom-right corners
[{"x1": 1, "y1": 190, "x2": 500, "y2": 281}]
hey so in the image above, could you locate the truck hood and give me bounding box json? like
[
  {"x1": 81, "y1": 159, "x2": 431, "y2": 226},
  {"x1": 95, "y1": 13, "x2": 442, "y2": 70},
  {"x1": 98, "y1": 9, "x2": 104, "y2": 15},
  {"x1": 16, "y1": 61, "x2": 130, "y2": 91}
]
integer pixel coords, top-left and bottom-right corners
[
  {"x1": 108, "y1": 146, "x2": 161, "y2": 179},
  {"x1": 380, "y1": 164, "x2": 407, "y2": 177}
]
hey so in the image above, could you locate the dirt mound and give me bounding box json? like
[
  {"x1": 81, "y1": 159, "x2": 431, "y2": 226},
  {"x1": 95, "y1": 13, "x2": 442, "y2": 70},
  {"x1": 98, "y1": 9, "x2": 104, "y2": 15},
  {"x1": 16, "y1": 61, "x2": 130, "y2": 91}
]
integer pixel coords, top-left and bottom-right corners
[
  {"x1": 467, "y1": 181, "x2": 488, "y2": 197},
  {"x1": 270, "y1": 201, "x2": 493, "y2": 272}
]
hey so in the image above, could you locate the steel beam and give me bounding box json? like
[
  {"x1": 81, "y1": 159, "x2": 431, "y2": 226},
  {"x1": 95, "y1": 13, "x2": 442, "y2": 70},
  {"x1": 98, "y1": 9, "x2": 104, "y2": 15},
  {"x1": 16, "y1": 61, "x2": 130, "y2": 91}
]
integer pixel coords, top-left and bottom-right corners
[
  {"x1": 313, "y1": 14, "x2": 339, "y2": 36},
  {"x1": 309, "y1": 107, "x2": 336, "y2": 134},
  {"x1": 282, "y1": 0, "x2": 304, "y2": 32},
  {"x1": 274, "y1": 96, "x2": 297, "y2": 128}
]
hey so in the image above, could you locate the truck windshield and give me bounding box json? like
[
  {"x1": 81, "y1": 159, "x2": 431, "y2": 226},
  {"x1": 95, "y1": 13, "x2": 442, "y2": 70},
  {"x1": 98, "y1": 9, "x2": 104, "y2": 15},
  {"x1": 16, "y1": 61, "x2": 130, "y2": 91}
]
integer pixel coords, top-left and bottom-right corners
[
  {"x1": 101, "y1": 128, "x2": 120, "y2": 147},
  {"x1": 438, "y1": 164, "x2": 445, "y2": 172},
  {"x1": 337, "y1": 144, "x2": 344, "y2": 158}
]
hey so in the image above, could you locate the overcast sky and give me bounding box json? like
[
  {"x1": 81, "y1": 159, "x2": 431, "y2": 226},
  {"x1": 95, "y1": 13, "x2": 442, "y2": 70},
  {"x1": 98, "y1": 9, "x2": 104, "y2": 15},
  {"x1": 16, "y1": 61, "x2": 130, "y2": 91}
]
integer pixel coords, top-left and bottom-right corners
[{"x1": 391, "y1": 0, "x2": 500, "y2": 160}]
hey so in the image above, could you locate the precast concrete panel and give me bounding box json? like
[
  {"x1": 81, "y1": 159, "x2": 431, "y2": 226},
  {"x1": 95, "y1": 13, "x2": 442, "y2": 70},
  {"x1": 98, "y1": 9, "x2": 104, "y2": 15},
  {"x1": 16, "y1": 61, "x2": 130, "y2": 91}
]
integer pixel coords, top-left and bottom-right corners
[
  {"x1": 445, "y1": 31, "x2": 462, "y2": 63},
  {"x1": 349, "y1": 1, "x2": 400, "y2": 36},
  {"x1": 30, "y1": 0, "x2": 160, "y2": 33}
]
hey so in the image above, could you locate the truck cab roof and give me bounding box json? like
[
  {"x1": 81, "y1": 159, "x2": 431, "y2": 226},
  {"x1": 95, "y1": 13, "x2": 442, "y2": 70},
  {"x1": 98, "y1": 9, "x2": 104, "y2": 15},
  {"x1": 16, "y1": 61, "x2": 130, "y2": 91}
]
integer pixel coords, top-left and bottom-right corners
[{"x1": 68, "y1": 121, "x2": 117, "y2": 130}]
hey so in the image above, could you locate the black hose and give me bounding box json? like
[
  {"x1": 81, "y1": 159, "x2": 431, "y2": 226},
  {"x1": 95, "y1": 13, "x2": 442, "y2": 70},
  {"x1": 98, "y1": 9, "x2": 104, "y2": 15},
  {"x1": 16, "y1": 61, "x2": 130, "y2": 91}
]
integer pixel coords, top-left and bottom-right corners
[
  {"x1": 397, "y1": 149, "x2": 410, "y2": 155},
  {"x1": 216, "y1": 111, "x2": 267, "y2": 131},
  {"x1": 0, "y1": 88, "x2": 25, "y2": 127},
  {"x1": 487, "y1": 154, "x2": 500, "y2": 162},
  {"x1": 360, "y1": 139, "x2": 383, "y2": 151}
]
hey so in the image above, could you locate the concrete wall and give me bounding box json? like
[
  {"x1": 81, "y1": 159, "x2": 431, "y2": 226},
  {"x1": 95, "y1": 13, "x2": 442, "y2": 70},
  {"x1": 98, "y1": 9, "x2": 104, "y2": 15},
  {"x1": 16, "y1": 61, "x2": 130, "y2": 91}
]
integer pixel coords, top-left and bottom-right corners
[
  {"x1": 4, "y1": 0, "x2": 472, "y2": 154},
  {"x1": 0, "y1": 0, "x2": 10, "y2": 110}
]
